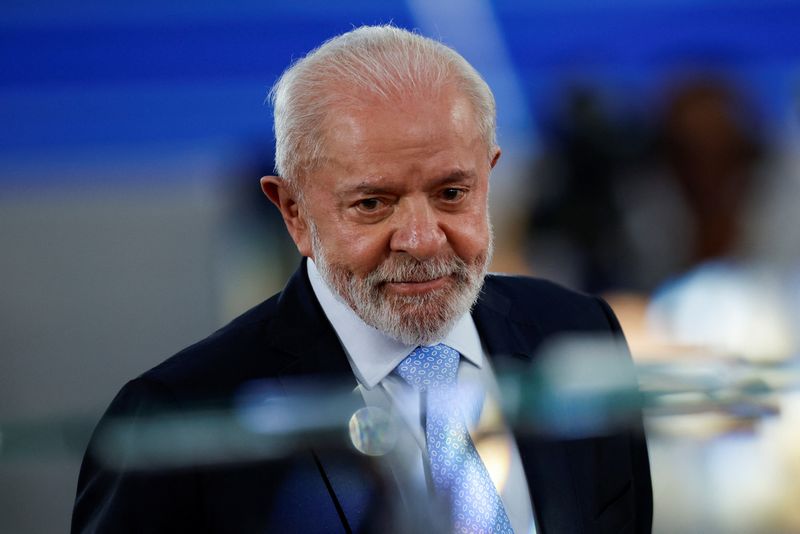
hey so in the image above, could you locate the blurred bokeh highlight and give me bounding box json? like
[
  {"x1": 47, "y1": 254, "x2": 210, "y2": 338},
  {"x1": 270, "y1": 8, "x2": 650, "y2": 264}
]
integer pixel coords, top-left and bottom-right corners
[{"x1": 2, "y1": 1, "x2": 799, "y2": 532}]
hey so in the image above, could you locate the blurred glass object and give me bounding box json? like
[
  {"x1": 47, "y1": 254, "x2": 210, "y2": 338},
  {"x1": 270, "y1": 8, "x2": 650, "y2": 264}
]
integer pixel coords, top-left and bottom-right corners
[
  {"x1": 501, "y1": 335, "x2": 643, "y2": 438},
  {"x1": 348, "y1": 407, "x2": 398, "y2": 457}
]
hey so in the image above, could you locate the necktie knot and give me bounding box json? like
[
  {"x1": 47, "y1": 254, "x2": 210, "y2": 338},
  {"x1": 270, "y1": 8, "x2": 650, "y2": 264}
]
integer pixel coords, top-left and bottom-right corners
[{"x1": 394, "y1": 343, "x2": 459, "y2": 391}]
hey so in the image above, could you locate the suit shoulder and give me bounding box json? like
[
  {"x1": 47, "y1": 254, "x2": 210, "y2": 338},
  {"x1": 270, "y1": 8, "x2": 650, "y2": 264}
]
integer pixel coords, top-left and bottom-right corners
[
  {"x1": 137, "y1": 293, "x2": 283, "y2": 402},
  {"x1": 484, "y1": 273, "x2": 596, "y2": 307},
  {"x1": 482, "y1": 273, "x2": 616, "y2": 333}
]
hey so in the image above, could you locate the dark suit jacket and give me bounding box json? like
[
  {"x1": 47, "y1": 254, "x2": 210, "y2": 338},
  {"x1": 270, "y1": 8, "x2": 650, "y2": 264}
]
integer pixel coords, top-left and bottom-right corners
[{"x1": 73, "y1": 261, "x2": 652, "y2": 533}]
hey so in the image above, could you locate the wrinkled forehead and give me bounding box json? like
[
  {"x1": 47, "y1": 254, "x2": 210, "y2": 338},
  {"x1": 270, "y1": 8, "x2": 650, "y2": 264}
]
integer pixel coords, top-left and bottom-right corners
[{"x1": 314, "y1": 86, "x2": 481, "y2": 161}]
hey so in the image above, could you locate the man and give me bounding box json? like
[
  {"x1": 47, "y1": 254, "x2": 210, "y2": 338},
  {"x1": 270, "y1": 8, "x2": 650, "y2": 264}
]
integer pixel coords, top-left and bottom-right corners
[{"x1": 73, "y1": 25, "x2": 651, "y2": 533}]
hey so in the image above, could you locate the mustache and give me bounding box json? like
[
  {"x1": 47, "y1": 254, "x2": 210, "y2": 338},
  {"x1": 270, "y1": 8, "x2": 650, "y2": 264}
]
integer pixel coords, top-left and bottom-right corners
[{"x1": 364, "y1": 254, "x2": 470, "y2": 284}]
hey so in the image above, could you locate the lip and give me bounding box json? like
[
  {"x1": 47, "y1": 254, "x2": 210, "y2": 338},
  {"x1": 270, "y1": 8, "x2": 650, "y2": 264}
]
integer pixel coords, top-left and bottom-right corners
[{"x1": 384, "y1": 276, "x2": 449, "y2": 295}]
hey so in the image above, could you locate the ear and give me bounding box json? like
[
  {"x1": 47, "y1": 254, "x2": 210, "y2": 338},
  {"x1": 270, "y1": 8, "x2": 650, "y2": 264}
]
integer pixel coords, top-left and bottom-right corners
[
  {"x1": 260, "y1": 176, "x2": 312, "y2": 257},
  {"x1": 489, "y1": 147, "x2": 502, "y2": 169}
]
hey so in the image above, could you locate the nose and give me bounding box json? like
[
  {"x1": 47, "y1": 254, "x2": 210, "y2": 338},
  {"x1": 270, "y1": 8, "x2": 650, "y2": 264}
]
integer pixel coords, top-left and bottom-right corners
[{"x1": 389, "y1": 199, "x2": 447, "y2": 260}]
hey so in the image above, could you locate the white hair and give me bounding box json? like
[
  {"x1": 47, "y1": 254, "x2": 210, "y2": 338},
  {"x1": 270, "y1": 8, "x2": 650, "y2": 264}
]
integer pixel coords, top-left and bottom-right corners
[{"x1": 269, "y1": 24, "x2": 497, "y2": 191}]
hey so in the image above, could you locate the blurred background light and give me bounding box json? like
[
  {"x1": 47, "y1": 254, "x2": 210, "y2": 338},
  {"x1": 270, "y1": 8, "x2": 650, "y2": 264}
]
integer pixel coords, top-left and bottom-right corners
[{"x1": 648, "y1": 263, "x2": 795, "y2": 361}]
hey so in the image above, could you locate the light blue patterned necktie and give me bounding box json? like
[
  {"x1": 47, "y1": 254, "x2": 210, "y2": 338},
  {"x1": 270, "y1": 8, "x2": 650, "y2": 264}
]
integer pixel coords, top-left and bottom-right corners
[{"x1": 395, "y1": 344, "x2": 514, "y2": 533}]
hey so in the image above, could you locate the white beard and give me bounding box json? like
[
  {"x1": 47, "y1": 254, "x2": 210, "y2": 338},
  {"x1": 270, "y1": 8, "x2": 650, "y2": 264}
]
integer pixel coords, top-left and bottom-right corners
[{"x1": 310, "y1": 222, "x2": 492, "y2": 346}]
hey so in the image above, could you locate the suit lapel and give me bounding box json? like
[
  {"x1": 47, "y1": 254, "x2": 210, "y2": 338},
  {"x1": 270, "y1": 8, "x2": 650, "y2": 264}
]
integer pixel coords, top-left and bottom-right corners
[
  {"x1": 472, "y1": 277, "x2": 585, "y2": 534},
  {"x1": 265, "y1": 260, "x2": 354, "y2": 379},
  {"x1": 471, "y1": 278, "x2": 540, "y2": 361},
  {"x1": 264, "y1": 260, "x2": 378, "y2": 532}
]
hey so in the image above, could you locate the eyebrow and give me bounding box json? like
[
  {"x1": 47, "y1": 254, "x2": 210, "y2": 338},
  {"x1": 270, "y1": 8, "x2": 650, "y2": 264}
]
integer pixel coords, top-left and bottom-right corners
[
  {"x1": 342, "y1": 169, "x2": 477, "y2": 197},
  {"x1": 431, "y1": 169, "x2": 477, "y2": 187}
]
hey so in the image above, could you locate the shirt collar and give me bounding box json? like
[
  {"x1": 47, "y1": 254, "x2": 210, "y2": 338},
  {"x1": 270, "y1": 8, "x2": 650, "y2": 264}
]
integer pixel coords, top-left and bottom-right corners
[{"x1": 306, "y1": 258, "x2": 483, "y2": 389}]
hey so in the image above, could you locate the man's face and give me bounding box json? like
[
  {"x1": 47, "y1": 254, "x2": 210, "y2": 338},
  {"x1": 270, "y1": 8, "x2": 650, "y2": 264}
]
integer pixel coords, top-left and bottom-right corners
[{"x1": 290, "y1": 87, "x2": 498, "y2": 345}]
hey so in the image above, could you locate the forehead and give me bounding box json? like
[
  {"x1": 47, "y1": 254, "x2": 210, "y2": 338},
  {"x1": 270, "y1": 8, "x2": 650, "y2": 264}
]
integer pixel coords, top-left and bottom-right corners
[{"x1": 314, "y1": 88, "x2": 485, "y2": 180}]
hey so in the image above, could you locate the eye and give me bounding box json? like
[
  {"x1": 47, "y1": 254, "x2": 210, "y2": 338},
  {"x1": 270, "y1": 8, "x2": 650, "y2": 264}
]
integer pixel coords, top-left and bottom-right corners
[
  {"x1": 440, "y1": 188, "x2": 466, "y2": 202},
  {"x1": 356, "y1": 198, "x2": 383, "y2": 212}
]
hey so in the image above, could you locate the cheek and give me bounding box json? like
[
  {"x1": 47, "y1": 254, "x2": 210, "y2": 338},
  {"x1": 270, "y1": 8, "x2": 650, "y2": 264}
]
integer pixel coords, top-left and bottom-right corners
[
  {"x1": 322, "y1": 225, "x2": 391, "y2": 274},
  {"x1": 305, "y1": 192, "x2": 392, "y2": 274},
  {"x1": 446, "y1": 214, "x2": 490, "y2": 260}
]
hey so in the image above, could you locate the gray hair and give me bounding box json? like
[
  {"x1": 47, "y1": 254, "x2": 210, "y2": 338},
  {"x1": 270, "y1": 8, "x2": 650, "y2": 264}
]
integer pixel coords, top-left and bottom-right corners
[{"x1": 268, "y1": 24, "x2": 497, "y2": 191}]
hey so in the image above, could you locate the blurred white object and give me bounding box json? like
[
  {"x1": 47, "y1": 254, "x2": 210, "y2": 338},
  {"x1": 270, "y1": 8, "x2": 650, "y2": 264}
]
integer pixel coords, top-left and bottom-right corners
[{"x1": 648, "y1": 262, "x2": 796, "y2": 362}]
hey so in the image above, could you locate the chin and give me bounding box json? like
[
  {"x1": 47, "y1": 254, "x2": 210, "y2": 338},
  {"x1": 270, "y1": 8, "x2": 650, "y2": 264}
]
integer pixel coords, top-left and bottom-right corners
[{"x1": 367, "y1": 284, "x2": 477, "y2": 346}]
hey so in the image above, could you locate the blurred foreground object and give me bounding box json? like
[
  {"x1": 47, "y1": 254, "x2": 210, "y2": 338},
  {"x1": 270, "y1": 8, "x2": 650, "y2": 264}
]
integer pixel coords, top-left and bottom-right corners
[{"x1": 4, "y1": 336, "x2": 800, "y2": 533}]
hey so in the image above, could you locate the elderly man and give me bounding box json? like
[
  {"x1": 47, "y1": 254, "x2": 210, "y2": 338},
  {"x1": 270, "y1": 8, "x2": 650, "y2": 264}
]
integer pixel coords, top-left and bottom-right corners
[{"x1": 73, "y1": 25, "x2": 651, "y2": 533}]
